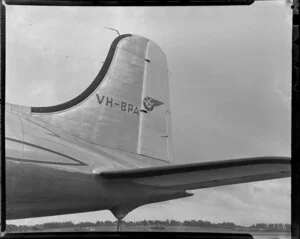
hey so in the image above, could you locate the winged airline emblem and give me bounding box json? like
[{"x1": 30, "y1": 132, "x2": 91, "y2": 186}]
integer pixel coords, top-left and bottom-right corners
[{"x1": 143, "y1": 96, "x2": 164, "y2": 111}]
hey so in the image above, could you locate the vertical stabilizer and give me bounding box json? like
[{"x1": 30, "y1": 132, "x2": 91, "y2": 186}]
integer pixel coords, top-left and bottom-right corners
[{"x1": 30, "y1": 34, "x2": 173, "y2": 162}]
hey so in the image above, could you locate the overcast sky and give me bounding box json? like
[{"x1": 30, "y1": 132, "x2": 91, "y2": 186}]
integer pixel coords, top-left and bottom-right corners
[{"x1": 6, "y1": 2, "x2": 292, "y2": 227}]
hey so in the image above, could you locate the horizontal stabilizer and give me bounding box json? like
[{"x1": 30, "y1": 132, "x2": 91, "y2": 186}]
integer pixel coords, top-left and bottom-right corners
[{"x1": 101, "y1": 157, "x2": 291, "y2": 190}]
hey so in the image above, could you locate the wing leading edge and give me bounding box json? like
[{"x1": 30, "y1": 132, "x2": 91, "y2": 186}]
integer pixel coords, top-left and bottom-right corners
[{"x1": 100, "y1": 157, "x2": 291, "y2": 190}]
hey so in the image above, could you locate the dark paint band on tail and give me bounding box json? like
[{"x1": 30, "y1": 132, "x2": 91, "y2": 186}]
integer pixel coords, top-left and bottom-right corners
[{"x1": 31, "y1": 34, "x2": 132, "y2": 113}]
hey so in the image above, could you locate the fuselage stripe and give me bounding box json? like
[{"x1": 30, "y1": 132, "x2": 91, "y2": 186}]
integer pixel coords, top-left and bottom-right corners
[
  {"x1": 6, "y1": 157, "x2": 85, "y2": 166},
  {"x1": 5, "y1": 137, "x2": 87, "y2": 166}
]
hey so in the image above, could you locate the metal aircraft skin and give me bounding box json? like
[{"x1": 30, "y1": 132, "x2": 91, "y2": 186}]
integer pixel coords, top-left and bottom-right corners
[{"x1": 5, "y1": 34, "x2": 291, "y2": 221}]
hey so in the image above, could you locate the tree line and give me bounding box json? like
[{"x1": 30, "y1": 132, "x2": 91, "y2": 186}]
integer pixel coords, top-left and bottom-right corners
[
  {"x1": 249, "y1": 223, "x2": 291, "y2": 231},
  {"x1": 7, "y1": 220, "x2": 291, "y2": 232}
]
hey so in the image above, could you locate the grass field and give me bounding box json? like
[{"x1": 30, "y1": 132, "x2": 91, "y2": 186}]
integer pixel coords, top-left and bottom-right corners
[{"x1": 8, "y1": 225, "x2": 291, "y2": 239}]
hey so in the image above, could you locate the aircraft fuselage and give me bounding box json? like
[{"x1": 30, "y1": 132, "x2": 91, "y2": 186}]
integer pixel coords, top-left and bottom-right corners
[{"x1": 5, "y1": 103, "x2": 173, "y2": 220}]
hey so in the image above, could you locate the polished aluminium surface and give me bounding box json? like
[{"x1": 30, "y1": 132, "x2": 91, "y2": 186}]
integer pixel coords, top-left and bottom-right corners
[
  {"x1": 5, "y1": 34, "x2": 291, "y2": 221},
  {"x1": 29, "y1": 34, "x2": 172, "y2": 163}
]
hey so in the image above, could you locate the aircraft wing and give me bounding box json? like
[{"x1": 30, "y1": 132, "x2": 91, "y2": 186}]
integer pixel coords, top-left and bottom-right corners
[{"x1": 101, "y1": 157, "x2": 291, "y2": 190}]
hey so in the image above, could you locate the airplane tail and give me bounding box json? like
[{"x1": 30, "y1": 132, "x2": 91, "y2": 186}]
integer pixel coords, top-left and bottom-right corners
[{"x1": 31, "y1": 34, "x2": 173, "y2": 162}]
